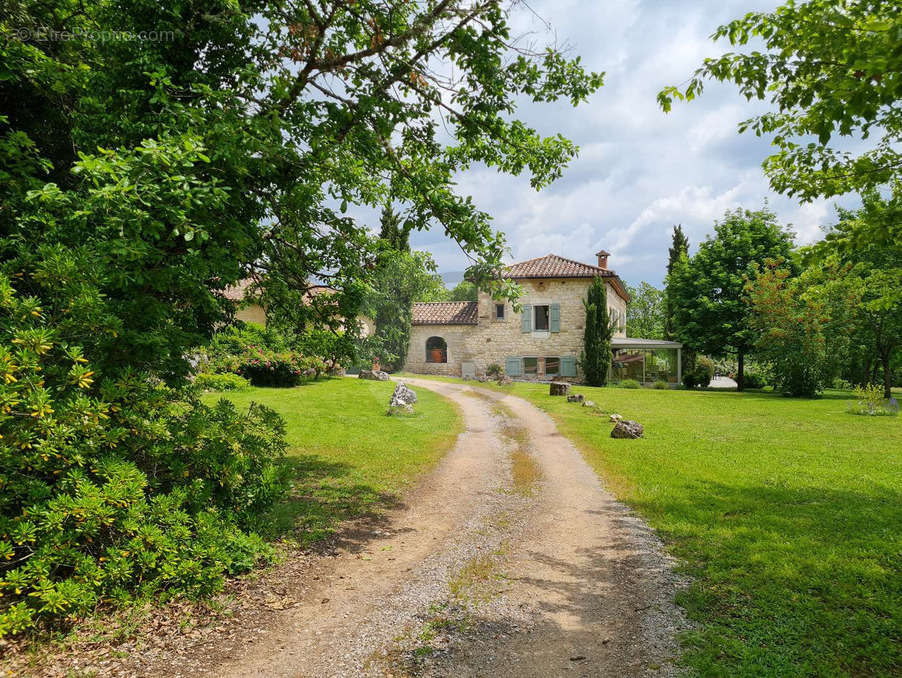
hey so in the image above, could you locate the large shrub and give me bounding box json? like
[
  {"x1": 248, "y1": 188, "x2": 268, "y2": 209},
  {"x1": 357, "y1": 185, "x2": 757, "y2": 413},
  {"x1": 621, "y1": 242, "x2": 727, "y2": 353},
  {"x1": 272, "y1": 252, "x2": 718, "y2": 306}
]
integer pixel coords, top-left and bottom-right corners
[
  {"x1": 683, "y1": 356, "x2": 714, "y2": 389},
  {"x1": 194, "y1": 372, "x2": 251, "y2": 392},
  {"x1": 747, "y1": 261, "x2": 830, "y2": 397},
  {"x1": 0, "y1": 277, "x2": 288, "y2": 636},
  {"x1": 200, "y1": 326, "x2": 329, "y2": 387},
  {"x1": 236, "y1": 348, "x2": 326, "y2": 387},
  {"x1": 206, "y1": 324, "x2": 289, "y2": 363}
]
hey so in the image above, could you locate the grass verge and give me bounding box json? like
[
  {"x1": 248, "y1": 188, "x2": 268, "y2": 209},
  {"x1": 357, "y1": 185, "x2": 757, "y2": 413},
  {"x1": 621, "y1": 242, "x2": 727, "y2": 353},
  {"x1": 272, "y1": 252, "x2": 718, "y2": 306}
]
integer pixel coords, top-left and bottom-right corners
[
  {"x1": 204, "y1": 377, "x2": 462, "y2": 545},
  {"x1": 405, "y1": 376, "x2": 901, "y2": 677}
]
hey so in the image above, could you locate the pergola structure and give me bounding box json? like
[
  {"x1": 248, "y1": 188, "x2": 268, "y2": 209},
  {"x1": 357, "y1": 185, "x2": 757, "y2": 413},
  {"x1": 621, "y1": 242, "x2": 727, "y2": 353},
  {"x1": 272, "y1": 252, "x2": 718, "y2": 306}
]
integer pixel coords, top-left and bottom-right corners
[{"x1": 610, "y1": 338, "x2": 683, "y2": 385}]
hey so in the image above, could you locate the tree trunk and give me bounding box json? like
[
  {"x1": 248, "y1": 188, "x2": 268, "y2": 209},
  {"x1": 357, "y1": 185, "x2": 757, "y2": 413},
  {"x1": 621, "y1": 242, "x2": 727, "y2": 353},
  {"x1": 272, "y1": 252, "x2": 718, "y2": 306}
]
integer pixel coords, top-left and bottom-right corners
[
  {"x1": 737, "y1": 352, "x2": 745, "y2": 392},
  {"x1": 882, "y1": 351, "x2": 892, "y2": 399}
]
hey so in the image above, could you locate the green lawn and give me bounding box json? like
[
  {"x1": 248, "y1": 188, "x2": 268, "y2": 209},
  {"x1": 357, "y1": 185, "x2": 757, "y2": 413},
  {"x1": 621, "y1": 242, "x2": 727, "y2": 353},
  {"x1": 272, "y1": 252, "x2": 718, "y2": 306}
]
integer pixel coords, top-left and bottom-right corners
[
  {"x1": 204, "y1": 378, "x2": 461, "y2": 544},
  {"x1": 498, "y1": 383, "x2": 901, "y2": 677}
]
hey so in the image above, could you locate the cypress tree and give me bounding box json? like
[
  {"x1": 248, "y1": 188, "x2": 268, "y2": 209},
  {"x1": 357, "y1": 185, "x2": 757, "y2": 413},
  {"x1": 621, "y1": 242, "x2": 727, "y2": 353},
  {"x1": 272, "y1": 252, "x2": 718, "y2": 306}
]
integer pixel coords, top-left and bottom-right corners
[
  {"x1": 581, "y1": 276, "x2": 614, "y2": 386},
  {"x1": 665, "y1": 224, "x2": 689, "y2": 341}
]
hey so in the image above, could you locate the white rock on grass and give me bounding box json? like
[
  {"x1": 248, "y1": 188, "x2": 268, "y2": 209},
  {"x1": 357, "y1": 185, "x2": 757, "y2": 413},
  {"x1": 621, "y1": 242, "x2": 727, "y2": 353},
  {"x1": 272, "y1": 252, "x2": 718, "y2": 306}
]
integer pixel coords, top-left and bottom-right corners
[{"x1": 387, "y1": 382, "x2": 418, "y2": 415}]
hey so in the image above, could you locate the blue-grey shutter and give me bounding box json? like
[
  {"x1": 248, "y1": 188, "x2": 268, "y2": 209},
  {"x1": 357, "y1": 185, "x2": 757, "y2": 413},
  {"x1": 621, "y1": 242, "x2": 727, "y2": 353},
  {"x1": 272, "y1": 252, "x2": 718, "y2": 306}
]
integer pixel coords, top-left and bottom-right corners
[
  {"x1": 521, "y1": 304, "x2": 532, "y2": 333},
  {"x1": 506, "y1": 357, "x2": 522, "y2": 376},
  {"x1": 550, "y1": 303, "x2": 560, "y2": 333},
  {"x1": 560, "y1": 356, "x2": 576, "y2": 377}
]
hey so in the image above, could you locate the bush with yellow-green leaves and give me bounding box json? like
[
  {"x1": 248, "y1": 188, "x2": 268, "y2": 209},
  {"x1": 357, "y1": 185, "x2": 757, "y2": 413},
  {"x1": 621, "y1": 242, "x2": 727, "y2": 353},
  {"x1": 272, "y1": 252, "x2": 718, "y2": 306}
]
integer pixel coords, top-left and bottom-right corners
[{"x1": 0, "y1": 277, "x2": 288, "y2": 637}]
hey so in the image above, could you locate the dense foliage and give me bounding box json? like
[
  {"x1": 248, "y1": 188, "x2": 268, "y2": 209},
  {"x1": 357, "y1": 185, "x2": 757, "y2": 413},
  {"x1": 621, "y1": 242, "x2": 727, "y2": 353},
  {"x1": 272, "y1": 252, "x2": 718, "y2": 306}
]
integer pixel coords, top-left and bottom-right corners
[
  {"x1": 667, "y1": 206, "x2": 795, "y2": 390},
  {"x1": 194, "y1": 372, "x2": 251, "y2": 392},
  {"x1": 199, "y1": 324, "x2": 328, "y2": 387},
  {"x1": 447, "y1": 281, "x2": 479, "y2": 302},
  {"x1": 660, "y1": 0, "x2": 902, "y2": 203},
  {"x1": 365, "y1": 208, "x2": 449, "y2": 371},
  {"x1": 625, "y1": 282, "x2": 665, "y2": 340},
  {"x1": 0, "y1": 277, "x2": 287, "y2": 636},
  {"x1": 804, "y1": 191, "x2": 902, "y2": 397},
  {"x1": 746, "y1": 261, "x2": 831, "y2": 397},
  {"x1": 581, "y1": 277, "x2": 614, "y2": 386},
  {"x1": 682, "y1": 356, "x2": 714, "y2": 389}
]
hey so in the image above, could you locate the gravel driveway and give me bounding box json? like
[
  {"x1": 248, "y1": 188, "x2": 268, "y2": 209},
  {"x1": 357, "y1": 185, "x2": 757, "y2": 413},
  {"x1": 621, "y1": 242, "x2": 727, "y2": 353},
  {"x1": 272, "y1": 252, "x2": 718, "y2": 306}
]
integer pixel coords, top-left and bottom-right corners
[{"x1": 195, "y1": 378, "x2": 688, "y2": 678}]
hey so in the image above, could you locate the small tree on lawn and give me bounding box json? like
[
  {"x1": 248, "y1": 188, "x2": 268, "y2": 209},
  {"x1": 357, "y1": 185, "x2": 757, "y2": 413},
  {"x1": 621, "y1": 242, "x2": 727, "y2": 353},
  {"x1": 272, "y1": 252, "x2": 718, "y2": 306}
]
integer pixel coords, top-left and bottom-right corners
[
  {"x1": 582, "y1": 277, "x2": 614, "y2": 386},
  {"x1": 747, "y1": 260, "x2": 830, "y2": 397}
]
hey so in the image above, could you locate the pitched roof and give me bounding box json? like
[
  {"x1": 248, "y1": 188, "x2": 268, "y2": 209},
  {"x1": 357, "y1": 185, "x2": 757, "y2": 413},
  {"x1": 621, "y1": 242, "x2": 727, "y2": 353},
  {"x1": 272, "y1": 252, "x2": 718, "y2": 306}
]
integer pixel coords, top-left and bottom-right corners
[
  {"x1": 222, "y1": 278, "x2": 258, "y2": 302},
  {"x1": 503, "y1": 253, "x2": 614, "y2": 279},
  {"x1": 412, "y1": 301, "x2": 479, "y2": 326},
  {"x1": 502, "y1": 254, "x2": 630, "y2": 302},
  {"x1": 222, "y1": 280, "x2": 337, "y2": 304}
]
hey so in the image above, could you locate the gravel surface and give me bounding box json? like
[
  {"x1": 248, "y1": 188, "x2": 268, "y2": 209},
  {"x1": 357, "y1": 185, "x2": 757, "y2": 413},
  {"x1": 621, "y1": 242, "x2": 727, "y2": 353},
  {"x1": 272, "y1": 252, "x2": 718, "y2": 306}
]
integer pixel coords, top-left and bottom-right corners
[{"x1": 2, "y1": 379, "x2": 689, "y2": 677}]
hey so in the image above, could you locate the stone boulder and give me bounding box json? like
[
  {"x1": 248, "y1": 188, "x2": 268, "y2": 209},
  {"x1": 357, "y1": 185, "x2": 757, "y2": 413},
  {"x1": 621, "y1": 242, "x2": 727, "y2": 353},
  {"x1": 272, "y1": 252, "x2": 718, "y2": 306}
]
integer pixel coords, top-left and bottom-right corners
[
  {"x1": 609, "y1": 413, "x2": 622, "y2": 422},
  {"x1": 611, "y1": 420, "x2": 644, "y2": 439},
  {"x1": 582, "y1": 400, "x2": 596, "y2": 408},
  {"x1": 567, "y1": 393, "x2": 585, "y2": 403},
  {"x1": 387, "y1": 382, "x2": 418, "y2": 415},
  {"x1": 359, "y1": 369, "x2": 390, "y2": 381},
  {"x1": 496, "y1": 376, "x2": 513, "y2": 386},
  {"x1": 549, "y1": 382, "x2": 571, "y2": 396}
]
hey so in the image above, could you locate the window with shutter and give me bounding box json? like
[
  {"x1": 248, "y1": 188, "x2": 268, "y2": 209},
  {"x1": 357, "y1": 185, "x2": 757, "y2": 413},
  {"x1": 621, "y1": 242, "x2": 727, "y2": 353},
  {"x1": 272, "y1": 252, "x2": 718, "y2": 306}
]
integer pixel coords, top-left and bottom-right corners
[
  {"x1": 521, "y1": 304, "x2": 532, "y2": 333},
  {"x1": 550, "y1": 303, "x2": 560, "y2": 332},
  {"x1": 560, "y1": 356, "x2": 577, "y2": 377}
]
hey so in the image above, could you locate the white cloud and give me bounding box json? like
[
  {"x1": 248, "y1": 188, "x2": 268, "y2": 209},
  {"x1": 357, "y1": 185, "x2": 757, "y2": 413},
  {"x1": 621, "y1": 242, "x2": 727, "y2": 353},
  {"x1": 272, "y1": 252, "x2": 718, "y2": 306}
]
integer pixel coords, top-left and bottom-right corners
[{"x1": 409, "y1": 0, "x2": 860, "y2": 285}]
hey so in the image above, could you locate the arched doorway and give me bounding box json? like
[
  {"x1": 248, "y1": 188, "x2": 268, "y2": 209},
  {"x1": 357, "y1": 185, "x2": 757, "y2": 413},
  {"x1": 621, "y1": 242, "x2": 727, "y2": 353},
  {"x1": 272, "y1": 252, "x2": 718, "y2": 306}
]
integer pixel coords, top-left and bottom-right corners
[{"x1": 426, "y1": 336, "x2": 447, "y2": 363}]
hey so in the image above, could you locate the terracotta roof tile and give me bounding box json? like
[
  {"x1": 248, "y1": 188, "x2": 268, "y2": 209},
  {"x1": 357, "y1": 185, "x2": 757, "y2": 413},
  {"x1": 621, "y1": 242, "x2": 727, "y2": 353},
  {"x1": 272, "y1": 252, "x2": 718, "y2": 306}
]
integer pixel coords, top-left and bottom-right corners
[
  {"x1": 222, "y1": 278, "x2": 257, "y2": 301},
  {"x1": 502, "y1": 253, "x2": 630, "y2": 302},
  {"x1": 412, "y1": 301, "x2": 479, "y2": 326},
  {"x1": 503, "y1": 253, "x2": 615, "y2": 279}
]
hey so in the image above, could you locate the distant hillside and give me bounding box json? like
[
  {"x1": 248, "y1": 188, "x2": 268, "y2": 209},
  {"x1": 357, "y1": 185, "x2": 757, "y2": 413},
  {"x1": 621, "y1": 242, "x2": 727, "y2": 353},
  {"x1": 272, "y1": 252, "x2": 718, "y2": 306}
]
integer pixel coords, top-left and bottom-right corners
[{"x1": 440, "y1": 270, "x2": 465, "y2": 287}]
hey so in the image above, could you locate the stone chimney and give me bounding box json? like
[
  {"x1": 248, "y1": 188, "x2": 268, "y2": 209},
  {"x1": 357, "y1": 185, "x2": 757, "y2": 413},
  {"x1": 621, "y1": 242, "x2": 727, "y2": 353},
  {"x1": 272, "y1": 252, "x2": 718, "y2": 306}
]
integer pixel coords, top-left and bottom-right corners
[{"x1": 596, "y1": 250, "x2": 610, "y2": 269}]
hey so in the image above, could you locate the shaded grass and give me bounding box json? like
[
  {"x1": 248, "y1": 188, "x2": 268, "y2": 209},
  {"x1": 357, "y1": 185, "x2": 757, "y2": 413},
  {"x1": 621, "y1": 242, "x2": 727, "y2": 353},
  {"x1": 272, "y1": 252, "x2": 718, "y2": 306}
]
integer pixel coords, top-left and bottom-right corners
[
  {"x1": 204, "y1": 378, "x2": 461, "y2": 545},
  {"x1": 404, "y1": 375, "x2": 901, "y2": 677}
]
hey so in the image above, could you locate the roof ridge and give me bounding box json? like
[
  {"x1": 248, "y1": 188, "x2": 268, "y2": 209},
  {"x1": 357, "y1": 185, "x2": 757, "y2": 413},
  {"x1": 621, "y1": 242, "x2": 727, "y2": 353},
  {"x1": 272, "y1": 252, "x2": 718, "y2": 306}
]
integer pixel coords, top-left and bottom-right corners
[
  {"x1": 506, "y1": 253, "x2": 553, "y2": 267},
  {"x1": 547, "y1": 252, "x2": 606, "y2": 272},
  {"x1": 412, "y1": 300, "x2": 476, "y2": 305}
]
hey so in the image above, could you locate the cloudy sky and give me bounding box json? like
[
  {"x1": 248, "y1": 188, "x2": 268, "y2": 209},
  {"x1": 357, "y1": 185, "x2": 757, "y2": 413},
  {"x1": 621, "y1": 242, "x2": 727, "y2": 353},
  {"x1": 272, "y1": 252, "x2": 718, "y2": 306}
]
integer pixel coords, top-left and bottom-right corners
[{"x1": 410, "y1": 0, "x2": 859, "y2": 287}]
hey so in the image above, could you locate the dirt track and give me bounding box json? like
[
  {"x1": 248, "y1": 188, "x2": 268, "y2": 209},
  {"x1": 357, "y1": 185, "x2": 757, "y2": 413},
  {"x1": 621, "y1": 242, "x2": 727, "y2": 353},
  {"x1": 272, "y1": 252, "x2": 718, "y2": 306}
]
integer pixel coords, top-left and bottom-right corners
[{"x1": 197, "y1": 379, "x2": 687, "y2": 677}]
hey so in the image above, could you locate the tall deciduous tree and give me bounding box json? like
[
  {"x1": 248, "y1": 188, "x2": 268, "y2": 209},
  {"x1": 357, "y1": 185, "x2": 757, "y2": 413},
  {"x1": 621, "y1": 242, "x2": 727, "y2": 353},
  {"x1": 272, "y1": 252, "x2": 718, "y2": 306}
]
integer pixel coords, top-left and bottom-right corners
[
  {"x1": 2, "y1": 0, "x2": 603, "y2": 376},
  {"x1": 581, "y1": 277, "x2": 614, "y2": 386},
  {"x1": 668, "y1": 206, "x2": 796, "y2": 390},
  {"x1": 659, "y1": 0, "x2": 902, "y2": 203},
  {"x1": 626, "y1": 282, "x2": 665, "y2": 340}
]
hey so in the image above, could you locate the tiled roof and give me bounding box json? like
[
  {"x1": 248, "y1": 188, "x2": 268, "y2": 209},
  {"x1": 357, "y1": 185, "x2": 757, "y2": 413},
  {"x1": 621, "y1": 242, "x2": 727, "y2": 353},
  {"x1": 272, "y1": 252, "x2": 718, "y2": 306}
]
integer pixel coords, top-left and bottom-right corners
[
  {"x1": 503, "y1": 254, "x2": 630, "y2": 302},
  {"x1": 222, "y1": 280, "x2": 336, "y2": 303},
  {"x1": 412, "y1": 301, "x2": 479, "y2": 326},
  {"x1": 503, "y1": 254, "x2": 615, "y2": 279},
  {"x1": 222, "y1": 278, "x2": 258, "y2": 301}
]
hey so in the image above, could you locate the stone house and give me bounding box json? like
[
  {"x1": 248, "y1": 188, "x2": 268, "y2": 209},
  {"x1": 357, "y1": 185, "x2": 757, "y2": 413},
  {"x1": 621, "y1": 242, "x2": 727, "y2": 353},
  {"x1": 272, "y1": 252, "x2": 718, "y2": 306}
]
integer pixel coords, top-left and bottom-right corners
[{"x1": 405, "y1": 252, "x2": 682, "y2": 383}]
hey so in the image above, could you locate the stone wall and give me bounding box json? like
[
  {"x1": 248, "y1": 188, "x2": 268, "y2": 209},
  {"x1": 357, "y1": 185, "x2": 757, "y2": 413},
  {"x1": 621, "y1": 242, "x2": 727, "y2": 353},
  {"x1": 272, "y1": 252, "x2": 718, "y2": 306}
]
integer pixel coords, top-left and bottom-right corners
[{"x1": 404, "y1": 278, "x2": 628, "y2": 377}]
